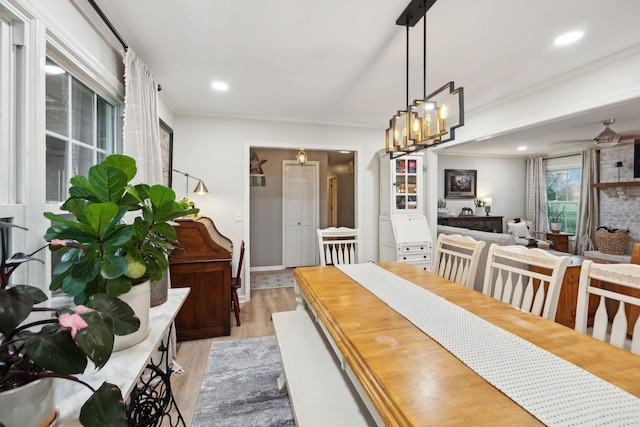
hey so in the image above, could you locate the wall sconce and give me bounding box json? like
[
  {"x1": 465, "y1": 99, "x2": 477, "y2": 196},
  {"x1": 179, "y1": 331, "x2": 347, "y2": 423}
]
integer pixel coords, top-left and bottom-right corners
[
  {"x1": 483, "y1": 197, "x2": 492, "y2": 216},
  {"x1": 296, "y1": 149, "x2": 308, "y2": 166},
  {"x1": 172, "y1": 168, "x2": 209, "y2": 199},
  {"x1": 615, "y1": 161, "x2": 623, "y2": 182}
]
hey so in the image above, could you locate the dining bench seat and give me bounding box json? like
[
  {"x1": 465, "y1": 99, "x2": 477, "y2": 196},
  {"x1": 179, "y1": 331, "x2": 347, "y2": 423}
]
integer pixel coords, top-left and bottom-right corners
[{"x1": 271, "y1": 310, "x2": 374, "y2": 427}]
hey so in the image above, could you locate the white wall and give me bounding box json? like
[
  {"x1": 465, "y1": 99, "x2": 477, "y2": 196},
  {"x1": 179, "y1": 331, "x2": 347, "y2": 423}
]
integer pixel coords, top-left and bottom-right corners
[
  {"x1": 437, "y1": 155, "x2": 527, "y2": 225},
  {"x1": 174, "y1": 115, "x2": 380, "y2": 299}
]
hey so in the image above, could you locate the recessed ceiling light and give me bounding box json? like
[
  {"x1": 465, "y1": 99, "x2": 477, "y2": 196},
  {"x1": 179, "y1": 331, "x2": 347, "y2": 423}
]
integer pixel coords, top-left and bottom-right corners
[
  {"x1": 517, "y1": 146, "x2": 528, "y2": 151},
  {"x1": 553, "y1": 31, "x2": 584, "y2": 46},
  {"x1": 211, "y1": 81, "x2": 229, "y2": 92}
]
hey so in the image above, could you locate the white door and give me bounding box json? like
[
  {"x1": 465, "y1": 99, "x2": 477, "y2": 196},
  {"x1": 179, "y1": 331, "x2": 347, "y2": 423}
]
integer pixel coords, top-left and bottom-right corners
[{"x1": 283, "y1": 160, "x2": 319, "y2": 267}]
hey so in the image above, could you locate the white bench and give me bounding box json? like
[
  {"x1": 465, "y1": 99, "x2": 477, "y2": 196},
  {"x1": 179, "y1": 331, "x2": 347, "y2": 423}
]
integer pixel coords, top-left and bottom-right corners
[{"x1": 272, "y1": 310, "x2": 375, "y2": 427}]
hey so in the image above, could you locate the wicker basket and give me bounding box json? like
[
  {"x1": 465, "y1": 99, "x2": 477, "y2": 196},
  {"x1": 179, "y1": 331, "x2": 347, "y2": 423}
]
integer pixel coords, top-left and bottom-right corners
[{"x1": 595, "y1": 231, "x2": 629, "y2": 255}]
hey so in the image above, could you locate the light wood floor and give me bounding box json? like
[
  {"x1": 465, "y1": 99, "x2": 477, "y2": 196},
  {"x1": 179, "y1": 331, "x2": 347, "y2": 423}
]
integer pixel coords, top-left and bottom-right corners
[{"x1": 170, "y1": 287, "x2": 296, "y2": 426}]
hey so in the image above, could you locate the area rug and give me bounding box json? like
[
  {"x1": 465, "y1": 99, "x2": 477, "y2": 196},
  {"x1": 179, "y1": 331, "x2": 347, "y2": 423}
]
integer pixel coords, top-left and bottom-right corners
[
  {"x1": 250, "y1": 271, "x2": 296, "y2": 290},
  {"x1": 192, "y1": 336, "x2": 295, "y2": 427}
]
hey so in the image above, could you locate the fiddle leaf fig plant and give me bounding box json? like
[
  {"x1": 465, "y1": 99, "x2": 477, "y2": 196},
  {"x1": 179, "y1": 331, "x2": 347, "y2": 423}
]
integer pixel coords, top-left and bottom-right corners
[{"x1": 44, "y1": 154, "x2": 199, "y2": 305}]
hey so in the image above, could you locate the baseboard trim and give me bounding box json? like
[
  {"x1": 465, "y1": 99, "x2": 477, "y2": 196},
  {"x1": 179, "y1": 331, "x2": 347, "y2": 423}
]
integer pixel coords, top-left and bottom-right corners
[{"x1": 250, "y1": 265, "x2": 285, "y2": 272}]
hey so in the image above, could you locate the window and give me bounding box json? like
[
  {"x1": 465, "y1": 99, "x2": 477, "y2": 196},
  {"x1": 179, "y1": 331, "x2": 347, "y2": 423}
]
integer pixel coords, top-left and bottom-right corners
[
  {"x1": 45, "y1": 57, "x2": 117, "y2": 203},
  {"x1": 546, "y1": 168, "x2": 581, "y2": 234}
]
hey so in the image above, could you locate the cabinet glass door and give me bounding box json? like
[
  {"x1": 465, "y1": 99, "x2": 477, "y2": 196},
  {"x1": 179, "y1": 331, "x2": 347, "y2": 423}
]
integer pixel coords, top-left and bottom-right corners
[{"x1": 393, "y1": 158, "x2": 420, "y2": 212}]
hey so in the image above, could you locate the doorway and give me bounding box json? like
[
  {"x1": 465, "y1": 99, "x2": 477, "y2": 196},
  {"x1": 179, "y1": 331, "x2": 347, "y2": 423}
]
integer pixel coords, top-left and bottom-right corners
[{"x1": 327, "y1": 175, "x2": 338, "y2": 227}]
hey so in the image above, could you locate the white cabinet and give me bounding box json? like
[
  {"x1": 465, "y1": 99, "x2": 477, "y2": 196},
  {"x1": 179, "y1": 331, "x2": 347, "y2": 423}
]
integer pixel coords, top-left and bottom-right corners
[
  {"x1": 378, "y1": 152, "x2": 432, "y2": 271},
  {"x1": 379, "y1": 153, "x2": 423, "y2": 215}
]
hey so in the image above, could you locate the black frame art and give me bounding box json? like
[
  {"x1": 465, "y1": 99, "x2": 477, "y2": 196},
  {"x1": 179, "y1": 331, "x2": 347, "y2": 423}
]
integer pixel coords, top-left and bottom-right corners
[{"x1": 444, "y1": 169, "x2": 477, "y2": 199}]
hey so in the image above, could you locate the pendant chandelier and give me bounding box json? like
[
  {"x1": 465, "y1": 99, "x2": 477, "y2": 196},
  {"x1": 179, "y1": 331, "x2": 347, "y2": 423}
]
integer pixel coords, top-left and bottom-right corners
[
  {"x1": 296, "y1": 148, "x2": 308, "y2": 166},
  {"x1": 385, "y1": 0, "x2": 465, "y2": 158}
]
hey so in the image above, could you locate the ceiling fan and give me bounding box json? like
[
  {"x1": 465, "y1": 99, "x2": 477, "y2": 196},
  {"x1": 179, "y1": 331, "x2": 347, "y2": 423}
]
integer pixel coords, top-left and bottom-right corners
[{"x1": 553, "y1": 119, "x2": 640, "y2": 148}]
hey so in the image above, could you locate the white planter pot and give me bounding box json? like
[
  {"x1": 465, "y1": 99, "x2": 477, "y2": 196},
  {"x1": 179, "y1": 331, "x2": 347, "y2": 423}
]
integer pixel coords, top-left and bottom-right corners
[
  {"x1": 0, "y1": 377, "x2": 56, "y2": 427},
  {"x1": 550, "y1": 222, "x2": 562, "y2": 232},
  {"x1": 475, "y1": 207, "x2": 485, "y2": 216},
  {"x1": 113, "y1": 279, "x2": 150, "y2": 351}
]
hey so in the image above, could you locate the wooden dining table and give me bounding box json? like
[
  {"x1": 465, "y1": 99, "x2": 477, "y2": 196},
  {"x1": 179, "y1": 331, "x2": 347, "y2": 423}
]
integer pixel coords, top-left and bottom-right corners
[{"x1": 292, "y1": 262, "x2": 640, "y2": 426}]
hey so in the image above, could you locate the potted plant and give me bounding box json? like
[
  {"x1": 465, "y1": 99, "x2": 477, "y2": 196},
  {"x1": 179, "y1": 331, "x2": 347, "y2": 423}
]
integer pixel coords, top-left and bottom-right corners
[
  {"x1": 474, "y1": 198, "x2": 485, "y2": 216},
  {"x1": 437, "y1": 198, "x2": 448, "y2": 218},
  {"x1": 0, "y1": 221, "x2": 139, "y2": 427},
  {"x1": 546, "y1": 205, "x2": 565, "y2": 232},
  {"x1": 43, "y1": 154, "x2": 198, "y2": 348}
]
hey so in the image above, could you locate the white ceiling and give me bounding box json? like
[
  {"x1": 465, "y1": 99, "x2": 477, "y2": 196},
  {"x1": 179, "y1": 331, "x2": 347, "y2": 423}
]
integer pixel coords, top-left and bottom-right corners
[{"x1": 92, "y1": 0, "x2": 640, "y2": 157}]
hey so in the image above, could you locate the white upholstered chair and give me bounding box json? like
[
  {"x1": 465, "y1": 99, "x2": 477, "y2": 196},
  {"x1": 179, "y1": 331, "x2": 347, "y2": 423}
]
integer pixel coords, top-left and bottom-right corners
[
  {"x1": 317, "y1": 227, "x2": 359, "y2": 266},
  {"x1": 575, "y1": 261, "x2": 640, "y2": 355},
  {"x1": 434, "y1": 233, "x2": 486, "y2": 289},
  {"x1": 482, "y1": 244, "x2": 571, "y2": 320}
]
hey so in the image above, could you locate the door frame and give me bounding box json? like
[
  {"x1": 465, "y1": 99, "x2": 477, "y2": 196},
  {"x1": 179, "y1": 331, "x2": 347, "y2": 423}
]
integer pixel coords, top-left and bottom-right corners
[
  {"x1": 282, "y1": 160, "x2": 319, "y2": 268},
  {"x1": 243, "y1": 141, "x2": 364, "y2": 303}
]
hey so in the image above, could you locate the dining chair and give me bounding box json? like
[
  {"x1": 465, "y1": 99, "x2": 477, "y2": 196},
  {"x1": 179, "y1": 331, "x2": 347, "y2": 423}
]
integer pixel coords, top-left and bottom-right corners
[
  {"x1": 482, "y1": 244, "x2": 571, "y2": 320},
  {"x1": 575, "y1": 260, "x2": 640, "y2": 354},
  {"x1": 231, "y1": 240, "x2": 245, "y2": 326},
  {"x1": 433, "y1": 233, "x2": 486, "y2": 288},
  {"x1": 317, "y1": 227, "x2": 359, "y2": 266}
]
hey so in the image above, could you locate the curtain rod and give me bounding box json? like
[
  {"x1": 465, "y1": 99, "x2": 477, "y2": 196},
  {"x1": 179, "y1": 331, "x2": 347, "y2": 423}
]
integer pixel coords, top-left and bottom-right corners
[
  {"x1": 543, "y1": 153, "x2": 581, "y2": 161},
  {"x1": 85, "y1": 0, "x2": 162, "y2": 91},
  {"x1": 86, "y1": 0, "x2": 128, "y2": 50}
]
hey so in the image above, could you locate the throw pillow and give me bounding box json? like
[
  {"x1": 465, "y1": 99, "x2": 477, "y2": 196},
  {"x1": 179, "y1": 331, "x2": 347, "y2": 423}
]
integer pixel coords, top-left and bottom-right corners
[{"x1": 507, "y1": 221, "x2": 531, "y2": 239}]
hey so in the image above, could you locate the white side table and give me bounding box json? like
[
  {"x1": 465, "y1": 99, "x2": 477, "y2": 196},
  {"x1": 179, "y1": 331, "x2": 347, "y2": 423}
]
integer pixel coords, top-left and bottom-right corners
[{"x1": 56, "y1": 288, "x2": 190, "y2": 426}]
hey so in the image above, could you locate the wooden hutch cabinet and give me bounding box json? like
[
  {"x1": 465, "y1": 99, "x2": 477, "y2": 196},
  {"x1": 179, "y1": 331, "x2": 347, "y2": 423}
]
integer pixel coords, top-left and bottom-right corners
[{"x1": 169, "y1": 217, "x2": 233, "y2": 340}]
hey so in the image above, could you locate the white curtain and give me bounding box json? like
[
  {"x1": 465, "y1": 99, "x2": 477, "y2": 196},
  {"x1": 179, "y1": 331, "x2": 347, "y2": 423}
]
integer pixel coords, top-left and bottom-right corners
[
  {"x1": 575, "y1": 148, "x2": 598, "y2": 255},
  {"x1": 123, "y1": 49, "x2": 162, "y2": 185},
  {"x1": 525, "y1": 156, "x2": 548, "y2": 234}
]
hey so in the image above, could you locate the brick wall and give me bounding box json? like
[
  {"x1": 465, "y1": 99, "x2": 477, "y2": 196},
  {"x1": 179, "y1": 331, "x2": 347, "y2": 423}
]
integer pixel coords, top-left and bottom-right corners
[{"x1": 598, "y1": 143, "x2": 640, "y2": 254}]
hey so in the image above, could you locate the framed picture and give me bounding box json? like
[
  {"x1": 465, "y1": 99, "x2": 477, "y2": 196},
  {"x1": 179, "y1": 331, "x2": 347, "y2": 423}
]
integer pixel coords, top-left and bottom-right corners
[
  {"x1": 159, "y1": 119, "x2": 173, "y2": 188},
  {"x1": 444, "y1": 169, "x2": 477, "y2": 199}
]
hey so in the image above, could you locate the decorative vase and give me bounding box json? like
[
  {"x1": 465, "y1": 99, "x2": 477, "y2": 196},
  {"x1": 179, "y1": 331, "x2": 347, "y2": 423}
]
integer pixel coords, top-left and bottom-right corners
[
  {"x1": 550, "y1": 222, "x2": 562, "y2": 232},
  {"x1": 437, "y1": 208, "x2": 448, "y2": 218},
  {"x1": 475, "y1": 207, "x2": 484, "y2": 216},
  {"x1": 150, "y1": 269, "x2": 169, "y2": 307},
  {"x1": 113, "y1": 279, "x2": 150, "y2": 351},
  {"x1": 0, "y1": 377, "x2": 56, "y2": 427}
]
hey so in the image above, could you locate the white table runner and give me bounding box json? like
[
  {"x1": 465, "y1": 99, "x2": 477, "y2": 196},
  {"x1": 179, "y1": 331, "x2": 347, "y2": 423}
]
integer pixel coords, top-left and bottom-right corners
[{"x1": 337, "y1": 263, "x2": 640, "y2": 426}]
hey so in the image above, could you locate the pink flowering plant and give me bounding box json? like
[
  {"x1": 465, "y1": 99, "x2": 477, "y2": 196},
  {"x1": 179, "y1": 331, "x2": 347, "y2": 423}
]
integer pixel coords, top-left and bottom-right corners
[{"x1": 0, "y1": 221, "x2": 140, "y2": 426}]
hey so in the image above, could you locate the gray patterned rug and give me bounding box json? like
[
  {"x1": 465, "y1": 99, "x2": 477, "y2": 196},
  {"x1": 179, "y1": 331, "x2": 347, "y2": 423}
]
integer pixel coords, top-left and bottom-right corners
[{"x1": 192, "y1": 336, "x2": 295, "y2": 427}]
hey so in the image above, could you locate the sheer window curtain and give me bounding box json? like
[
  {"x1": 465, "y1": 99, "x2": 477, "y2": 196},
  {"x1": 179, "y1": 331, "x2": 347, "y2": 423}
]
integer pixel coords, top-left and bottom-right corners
[
  {"x1": 575, "y1": 148, "x2": 598, "y2": 255},
  {"x1": 123, "y1": 49, "x2": 162, "y2": 185},
  {"x1": 525, "y1": 156, "x2": 548, "y2": 235},
  {"x1": 122, "y1": 49, "x2": 178, "y2": 363}
]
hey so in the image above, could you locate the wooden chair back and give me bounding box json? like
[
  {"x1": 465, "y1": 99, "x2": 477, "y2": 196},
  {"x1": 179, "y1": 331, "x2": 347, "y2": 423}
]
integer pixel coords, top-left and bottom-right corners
[
  {"x1": 575, "y1": 260, "x2": 640, "y2": 355},
  {"x1": 434, "y1": 233, "x2": 486, "y2": 288},
  {"x1": 317, "y1": 227, "x2": 359, "y2": 266},
  {"x1": 482, "y1": 244, "x2": 571, "y2": 320}
]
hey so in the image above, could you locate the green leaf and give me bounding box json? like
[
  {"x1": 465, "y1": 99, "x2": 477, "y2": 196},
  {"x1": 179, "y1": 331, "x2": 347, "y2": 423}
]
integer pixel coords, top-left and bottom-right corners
[
  {"x1": 0, "y1": 287, "x2": 33, "y2": 335},
  {"x1": 25, "y1": 330, "x2": 87, "y2": 374},
  {"x1": 102, "y1": 225, "x2": 132, "y2": 249},
  {"x1": 5, "y1": 252, "x2": 45, "y2": 269},
  {"x1": 151, "y1": 221, "x2": 177, "y2": 241},
  {"x1": 71, "y1": 250, "x2": 101, "y2": 283},
  {"x1": 102, "y1": 154, "x2": 137, "y2": 181},
  {"x1": 11, "y1": 284, "x2": 48, "y2": 304},
  {"x1": 101, "y1": 254, "x2": 128, "y2": 279},
  {"x1": 104, "y1": 277, "x2": 132, "y2": 297},
  {"x1": 44, "y1": 222, "x2": 98, "y2": 242},
  {"x1": 148, "y1": 185, "x2": 176, "y2": 209},
  {"x1": 88, "y1": 164, "x2": 129, "y2": 203},
  {"x1": 91, "y1": 293, "x2": 140, "y2": 336},
  {"x1": 61, "y1": 274, "x2": 88, "y2": 297},
  {"x1": 61, "y1": 198, "x2": 91, "y2": 225},
  {"x1": 85, "y1": 203, "x2": 120, "y2": 235},
  {"x1": 75, "y1": 310, "x2": 114, "y2": 369},
  {"x1": 79, "y1": 382, "x2": 126, "y2": 427},
  {"x1": 101, "y1": 207, "x2": 129, "y2": 239}
]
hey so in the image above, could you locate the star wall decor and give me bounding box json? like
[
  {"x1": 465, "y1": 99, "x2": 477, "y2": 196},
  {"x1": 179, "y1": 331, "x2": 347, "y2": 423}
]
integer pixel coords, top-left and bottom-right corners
[{"x1": 250, "y1": 151, "x2": 267, "y2": 175}]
